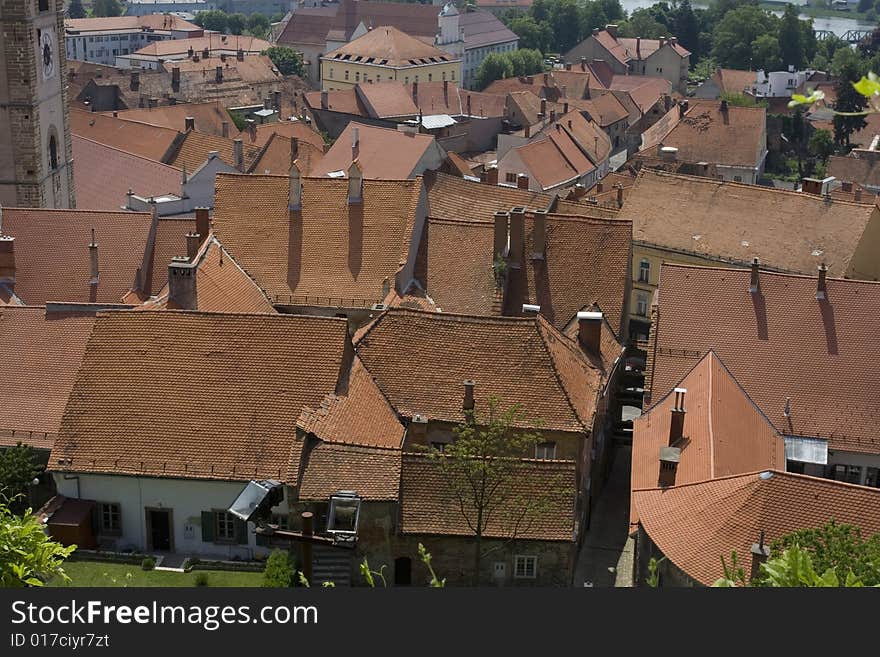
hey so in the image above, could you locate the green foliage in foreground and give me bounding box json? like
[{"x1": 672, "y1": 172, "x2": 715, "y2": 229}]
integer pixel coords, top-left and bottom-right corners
[{"x1": 1, "y1": 497, "x2": 75, "y2": 587}]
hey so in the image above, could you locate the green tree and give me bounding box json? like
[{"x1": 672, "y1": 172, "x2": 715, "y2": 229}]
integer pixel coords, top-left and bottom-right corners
[
  {"x1": 475, "y1": 52, "x2": 515, "y2": 90},
  {"x1": 0, "y1": 497, "x2": 76, "y2": 587},
  {"x1": 549, "y1": 0, "x2": 584, "y2": 53},
  {"x1": 619, "y1": 10, "x2": 668, "y2": 39},
  {"x1": 264, "y1": 46, "x2": 304, "y2": 76},
  {"x1": 422, "y1": 397, "x2": 557, "y2": 585},
  {"x1": 247, "y1": 13, "x2": 271, "y2": 39},
  {"x1": 720, "y1": 91, "x2": 765, "y2": 107},
  {"x1": 778, "y1": 4, "x2": 803, "y2": 69},
  {"x1": 68, "y1": 0, "x2": 86, "y2": 19},
  {"x1": 92, "y1": 0, "x2": 122, "y2": 17},
  {"x1": 752, "y1": 32, "x2": 782, "y2": 72},
  {"x1": 262, "y1": 549, "x2": 296, "y2": 587},
  {"x1": 833, "y1": 60, "x2": 868, "y2": 147},
  {"x1": 194, "y1": 10, "x2": 228, "y2": 33},
  {"x1": 713, "y1": 545, "x2": 877, "y2": 587},
  {"x1": 675, "y1": 0, "x2": 701, "y2": 56},
  {"x1": 0, "y1": 443, "x2": 41, "y2": 509},
  {"x1": 598, "y1": 0, "x2": 624, "y2": 22},
  {"x1": 830, "y1": 46, "x2": 862, "y2": 76},
  {"x1": 227, "y1": 12, "x2": 247, "y2": 35},
  {"x1": 859, "y1": 0, "x2": 873, "y2": 11},
  {"x1": 507, "y1": 16, "x2": 553, "y2": 53},
  {"x1": 711, "y1": 5, "x2": 778, "y2": 70},
  {"x1": 508, "y1": 48, "x2": 545, "y2": 76},
  {"x1": 808, "y1": 128, "x2": 834, "y2": 162}
]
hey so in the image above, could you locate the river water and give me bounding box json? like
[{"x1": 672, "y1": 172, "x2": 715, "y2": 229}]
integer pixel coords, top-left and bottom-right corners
[{"x1": 617, "y1": 0, "x2": 877, "y2": 36}]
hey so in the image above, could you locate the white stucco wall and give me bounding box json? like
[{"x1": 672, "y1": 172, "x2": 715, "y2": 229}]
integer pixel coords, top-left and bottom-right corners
[{"x1": 53, "y1": 472, "x2": 288, "y2": 559}]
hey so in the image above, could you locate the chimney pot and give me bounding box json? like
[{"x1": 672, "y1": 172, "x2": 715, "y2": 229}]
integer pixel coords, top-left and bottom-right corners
[
  {"x1": 462, "y1": 379, "x2": 476, "y2": 411},
  {"x1": 516, "y1": 174, "x2": 529, "y2": 190},
  {"x1": 186, "y1": 232, "x2": 201, "y2": 261},
  {"x1": 195, "y1": 207, "x2": 210, "y2": 244},
  {"x1": 185, "y1": 116, "x2": 195, "y2": 131},
  {"x1": 408, "y1": 414, "x2": 429, "y2": 443},
  {"x1": 669, "y1": 387, "x2": 686, "y2": 446},
  {"x1": 531, "y1": 209, "x2": 546, "y2": 260},
  {"x1": 749, "y1": 257, "x2": 760, "y2": 294},
  {"x1": 168, "y1": 256, "x2": 197, "y2": 310},
  {"x1": 816, "y1": 262, "x2": 828, "y2": 300},
  {"x1": 576, "y1": 310, "x2": 603, "y2": 356}
]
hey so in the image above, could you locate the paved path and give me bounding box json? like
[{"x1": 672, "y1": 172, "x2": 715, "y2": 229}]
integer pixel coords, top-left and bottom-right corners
[{"x1": 573, "y1": 445, "x2": 634, "y2": 587}]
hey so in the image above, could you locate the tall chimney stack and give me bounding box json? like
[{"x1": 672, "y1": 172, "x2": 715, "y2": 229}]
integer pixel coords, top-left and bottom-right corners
[
  {"x1": 215, "y1": 65, "x2": 223, "y2": 83},
  {"x1": 669, "y1": 387, "x2": 686, "y2": 446},
  {"x1": 185, "y1": 116, "x2": 195, "y2": 131},
  {"x1": 289, "y1": 160, "x2": 302, "y2": 211},
  {"x1": 89, "y1": 228, "x2": 99, "y2": 286},
  {"x1": 493, "y1": 211, "x2": 509, "y2": 260},
  {"x1": 352, "y1": 126, "x2": 360, "y2": 161},
  {"x1": 749, "y1": 257, "x2": 760, "y2": 294},
  {"x1": 348, "y1": 159, "x2": 363, "y2": 204},
  {"x1": 516, "y1": 174, "x2": 529, "y2": 190},
  {"x1": 658, "y1": 446, "x2": 681, "y2": 487},
  {"x1": 246, "y1": 119, "x2": 257, "y2": 142},
  {"x1": 577, "y1": 310, "x2": 603, "y2": 356},
  {"x1": 462, "y1": 379, "x2": 476, "y2": 411},
  {"x1": 408, "y1": 414, "x2": 428, "y2": 444},
  {"x1": 168, "y1": 256, "x2": 197, "y2": 310},
  {"x1": 508, "y1": 207, "x2": 525, "y2": 267},
  {"x1": 750, "y1": 531, "x2": 771, "y2": 581},
  {"x1": 186, "y1": 232, "x2": 201, "y2": 261},
  {"x1": 171, "y1": 66, "x2": 180, "y2": 93},
  {"x1": 486, "y1": 165, "x2": 498, "y2": 186},
  {"x1": 615, "y1": 183, "x2": 624, "y2": 208},
  {"x1": 233, "y1": 138, "x2": 244, "y2": 172},
  {"x1": 816, "y1": 262, "x2": 828, "y2": 300},
  {"x1": 221, "y1": 121, "x2": 229, "y2": 138},
  {"x1": 0, "y1": 235, "x2": 15, "y2": 289},
  {"x1": 195, "y1": 207, "x2": 210, "y2": 245},
  {"x1": 532, "y1": 209, "x2": 546, "y2": 260}
]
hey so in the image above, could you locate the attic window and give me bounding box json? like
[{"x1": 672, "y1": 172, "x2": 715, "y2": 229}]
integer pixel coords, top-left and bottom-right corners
[
  {"x1": 326, "y1": 491, "x2": 361, "y2": 537},
  {"x1": 380, "y1": 59, "x2": 388, "y2": 65},
  {"x1": 365, "y1": 57, "x2": 374, "y2": 63}
]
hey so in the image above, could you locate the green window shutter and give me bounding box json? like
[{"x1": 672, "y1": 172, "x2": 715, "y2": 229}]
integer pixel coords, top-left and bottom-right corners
[
  {"x1": 235, "y1": 518, "x2": 249, "y2": 545},
  {"x1": 201, "y1": 511, "x2": 214, "y2": 543}
]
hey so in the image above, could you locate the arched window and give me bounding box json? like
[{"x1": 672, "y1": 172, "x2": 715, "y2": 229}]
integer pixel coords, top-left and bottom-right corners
[{"x1": 48, "y1": 133, "x2": 58, "y2": 170}]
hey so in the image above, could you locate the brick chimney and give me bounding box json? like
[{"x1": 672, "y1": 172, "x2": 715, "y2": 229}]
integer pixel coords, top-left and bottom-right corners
[
  {"x1": 596, "y1": 181, "x2": 604, "y2": 193},
  {"x1": 215, "y1": 65, "x2": 223, "y2": 83},
  {"x1": 273, "y1": 90, "x2": 281, "y2": 110},
  {"x1": 540, "y1": 98, "x2": 547, "y2": 116},
  {"x1": 750, "y1": 531, "x2": 771, "y2": 581},
  {"x1": 168, "y1": 256, "x2": 197, "y2": 310},
  {"x1": 508, "y1": 207, "x2": 525, "y2": 267},
  {"x1": 486, "y1": 165, "x2": 498, "y2": 186},
  {"x1": 615, "y1": 183, "x2": 624, "y2": 208},
  {"x1": 348, "y1": 159, "x2": 363, "y2": 204},
  {"x1": 290, "y1": 136, "x2": 299, "y2": 163},
  {"x1": 466, "y1": 93, "x2": 472, "y2": 117},
  {"x1": 130, "y1": 70, "x2": 140, "y2": 91},
  {"x1": 816, "y1": 262, "x2": 828, "y2": 300},
  {"x1": 563, "y1": 101, "x2": 569, "y2": 113},
  {"x1": 577, "y1": 310, "x2": 602, "y2": 356},
  {"x1": 289, "y1": 160, "x2": 302, "y2": 211},
  {"x1": 462, "y1": 379, "x2": 476, "y2": 411},
  {"x1": 531, "y1": 209, "x2": 546, "y2": 260},
  {"x1": 195, "y1": 207, "x2": 210, "y2": 244},
  {"x1": 412, "y1": 80, "x2": 418, "y2": 103},
  {"x1": 408, "y1": 414, "x2": 428, "y2": 443},
  {"x1": 202, "y1": 47, "x2": 210, "y2": 60},
  {"x1": 669, "y1": 387, "x2": 686, "y2": 445},
  {"x1": 658, "y1": 36, "x2": 666, "y2": 49},
  {"x1": 185, "y1": 116, "x2": 195, "y2": 131},
  {"x1": 854, "y1": 187, "x2": 862, "y2": 201},
  {"x1": 0, "y1": 235, "x2": 15, "y2": 290},
  {"x1": 88, "y1": 228, "x2": 99, "y2": 287},
  {"x1": 186, "y1": 231, "x2": 201, "y2": 261},
  {"x1": 493, "y1": 211, "x2": 508, "y2": 260},
  {"x1": 636, "y1": 36, "x2": 641, "y2": 59},
  {"x1": 658, "y1": 446, "x2": 681, "y2": 487},
  {"x1": 246, "y1": 119, "x2": 256, "y2": 142},
  {"x1": 516, "y1": 174, "x2": 529, "y2": 190},
  {"x1": 351, "y1": 126, "x2": 360, "y2": 161},
  {"x1": 171, "y1": 66, "x2": 180, "y2": 93},
  {"x1": 233, "y1": 138, "x2": 244, "y2": 172},
  {"x1": 321, "y1": 90, "x2": 328, "y2": 109},
  {"x1": 606, "y1": 24, "x2": 619, "y2": 38},
  {"x1": 749, "y1": 257, "x2": 760, "y2": 294},
  {"x1": 237, "y1": 48, "x2": 244, "y2": 62}
]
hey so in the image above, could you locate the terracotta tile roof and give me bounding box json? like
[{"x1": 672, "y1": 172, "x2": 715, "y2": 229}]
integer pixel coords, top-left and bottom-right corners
[
  {"x1": 515, "y1": 129, "x2": 595, "y2": 190},
  {"x1": 110, "y1": 101, "x2": 233, "y2": 137},
  {"x1": 146, "y1": 216, "x2": 196, "y2": 296},
  {"x1": 299, "y1": 443, "x2": 401, "y2": 501},
  {"x1": 144, "y1": 238, "x2": 276, "y2": 314},
  {"x1": 579, "y1": 92, "x2": 629, "y2": 126},
  {"x1": 399, "y1": 452, "x2": 577, "y2": 540},
  {"x1": 131, "y1": 34, "x2": 271, "y2": 59},
  {"x1": 356, "y1": 82, "x2": 419, "y2": 118},
  {"x1": 304, "y1": 88, "x2": 368, "y2": 115},
  {"x1": 443, "y1": 151, "x2": 475, "y2": 178},
  {"x1": 712, "y1": 68, "x2": 757, "y2": 95},
  {"x1": 237, "y1": 120, "x2": 325, "y2": 151},
  {"x1": 213, "y1": 173, "x2": 421, "y2": 305},
  {"x1": 72, "y1": 135, "x2": 181, "y2": 211},
  {"x1": 70, "y1": 108, "x2": 180, "y2": 162},
  {"x1": 459, "y1": 9, "x2": 518, "y2": 49},
  {"x1": 166, "y1": 129, "x2": 262, "y2": 172},
  {"x1": 425, "y1": 212, "x2": 630, "y2": 333},
  {"x1": 630, "y1": 352, "x2": 785, "y2": 530},
  {"x1": 617, "y1": 36, "x2": 690, "y2": 59},
  {"x1": 0, "y1": 306, "x2": 96, "y2": 449},
  {"x1": 355, "y1": 308, "x2": 605, "y2": 432},
  {"x1": 589, "y1": 30, "x2": 631, "y2": 67},
  {"x1": 277, "y1": 6, "x2": 337, "y2": 46},
  {"x1": 634, "y1": 471, "x2": 880, "y2": 585},
  {"x1": 248, "y1": 134, "x2": 324, "y2": 176},
  {"x1": 637, "y1": 102, "x2": 681, "y2": 151},
  {"x1": 327, "y1": 0, "x2": 439, "y2": 43},
  {"x1": 169, "y1": 54, "x2": 279, "y2": 84},
  {"x1": 483, "y1": 74, "x2": 555, "y2": 98},
  {"x1": 424, "y1": 171, "x2": 619, "y2": 222},
  {"x1": 640, "y1": 101, "x2": 766, "y2": 168},
  {"x1": 52, "y1": 311, "x2": 351, "y2": 481},
  {"x1": 415, "y1": 81, "x2": 505, "y2": 118},
  {"x1": 532, "y1": 109, "x2": 612, "y2": 163},
  {"x1": 65, "y1": 14, "x2": 201, "y2": 33},
  {"x1": 607, "y1": 75, "x2": 671, "y2": 115},
  {"x1": 0, "y1": 208, "x2": 153, "y2": 304},
  {"x1": 647, "y1": 264, "x2": 880, "y2": 455},
  {"x1": 323, "y1": 25, "x2": 456, "y2": 67},
  {"x1": 552, "y1": 69, "x2": 594, "y2": 100},
  {"x1": 311, "y1": 122, "x2": 440, "y2": 179},
  {"x1": 828, "y1": 153, "x2": 880, "y2": 188},
  {"x1": 624, "y1": 170, "x2": 879, "y2": 277}
]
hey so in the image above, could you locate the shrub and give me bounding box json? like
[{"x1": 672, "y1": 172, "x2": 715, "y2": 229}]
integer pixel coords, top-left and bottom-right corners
[
  {"x1": 262, "y1": 549, "x2": 295, "y2": 587},
  {"x1": 194, "y1": 572, "x2": 210, "y2": 587},
  {"x1": 141, "y1": 557, "x2": 155, "y2": 571}
]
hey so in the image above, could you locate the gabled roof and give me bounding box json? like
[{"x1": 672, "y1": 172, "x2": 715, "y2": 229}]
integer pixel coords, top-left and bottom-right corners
[
  {"x1": 237, "y1": 120, "x2": 325, "y2": 151},
  {"x1": 323, "y1": 25, "x2": 456, "y2": 67},
  {"x1": 356, "y1": 81, "x2": 420, "y2": 118},
  {"x1": 607, "y1": 75, "x2": 671, "y2": 116},
  {"x1": 624, "y1": 169, "x2": 877, "y2": 277},
  {"x1": 590, "y1": 30, "x2": 631, "y2": 67},
  {"x1": 515, "y1": 128, "x2": 595, "y2": 190},
  {"x1": 400, "y1": 452, "x2": 576, "y2": 540},
  {"x1": 166, "y1": 129, "x2": 262, "y2": 172},
  {"x1": 647, "y1": 264, "x2": 880, "y2": 455},
  {"x1": 459, "y1": 8, "x2": 518, "y2": 49},
  {"x1": 425, "y1": 212, "x2": 631, "y2": 334},
  {"x1": 712, "y1": 68, "x2": 757, "y2": 95},
  {"x1": 424, "y1": 171, "x2": 620, "y2": 221},
  {"x1": 249, "y1": 134, "x2": 324, "y2": 176},
  {"x1": 299, "y1": 443, "x2": 401, "y2": 501},
  {"x1": 618, "y1": 36, "x2": 690, "y2": 59},
  {"x1": 630, "y1": 352, "x2": 785, "y2": 530},
  {"x1": 131, "y1": 34, "x2": 270, "y2": 59},
  {"x1": 327, "y1": 0, "x2": 439, "y2": 43},
  {"x1": 0, "y1": 208, "x2": 153, "y2": 304},
  {"x1": 355, "y1": 308, "x2": 605, "y2": 432},
  {"x1": 65, "y1": 14, "x2": 200, "y2": 33},
  {"x1": 828, "y1": 153, "x2": 880, "y2": 188},
  {"x1": 311, "y1": 122, "x2": 439, "y2": 179},
  {"x1": 277, "y1": 5, "x2": 337, "y2": 46},
  {"x1": 579, "y1": 92, "x2": 629, "y2": 127},
  {"x1": 212, "y1": 173, "x2": 421, "y2": 305},
  {"x1": 109, "y1": 101, "x2": 233, "y2": 137},
  {"x1": 52, "y1": 311, "x2": 351, "y2": 481},
  {"x1": 532, "y1": 109, "x2": 612, "y2": 163},
  {"x1": 634, "y1": 471, "x2": 880, "y2": 585},
  {"x1": 0, "y1": 306, "x2": 96, "y2": 449},
  {"x1": 72, "y1": 135, "x2": 181, "y2": 211},
  {"x1": 144, "y1": 215, "x2": 196, "y2": 297},
  {"x1": 168, "y1": 54, "x2": 280, "y2": 84},
  {"x1": 640, "y1": 100, "x2": 765, "y2": 168},
  {"x1": 70, "y1": 108, "x2": 180, "y2": 162}
]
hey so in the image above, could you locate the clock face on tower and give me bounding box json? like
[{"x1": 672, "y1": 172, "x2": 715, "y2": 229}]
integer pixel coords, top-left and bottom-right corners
[{"x1": 40, "y1": 30, "x2": 55, "y2": 81}]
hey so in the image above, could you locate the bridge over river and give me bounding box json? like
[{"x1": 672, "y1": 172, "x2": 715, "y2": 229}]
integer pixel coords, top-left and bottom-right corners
[{"x1": 814, "y1": 28, "x2": 874, "y2": 43}]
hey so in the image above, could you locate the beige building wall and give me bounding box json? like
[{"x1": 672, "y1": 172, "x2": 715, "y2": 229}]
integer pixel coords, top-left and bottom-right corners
[
  {"x1": 846, "y1": 207, "x2": 880, "y2": 281},
  {"x1": 641, "y1": 48, "x2": 689, "y2": 95},
  {"x1": 321, "y1": 59, "x2": 461, "y2": 92}
]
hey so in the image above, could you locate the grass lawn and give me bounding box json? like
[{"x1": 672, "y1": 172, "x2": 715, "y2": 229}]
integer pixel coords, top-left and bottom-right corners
[{"x1": 50, "y1": 561, "x2": 263, "y2": 587}]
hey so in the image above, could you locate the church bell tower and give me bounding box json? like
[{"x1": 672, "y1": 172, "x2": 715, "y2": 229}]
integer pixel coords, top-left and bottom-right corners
[{"x1": 0, "y1": 0, "x2": 75, "y2": 208}]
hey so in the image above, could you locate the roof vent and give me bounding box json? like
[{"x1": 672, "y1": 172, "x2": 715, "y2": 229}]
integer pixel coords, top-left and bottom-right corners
[
  {"x1": 759, "y1": 471, "x2": 774, "y2": 480},
  {"x1": 522, "y1": 303, "x2": 540, "y2": 314},
  {"x1": 370, "y1": 303, "x2": 387, "y2": 311}
]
